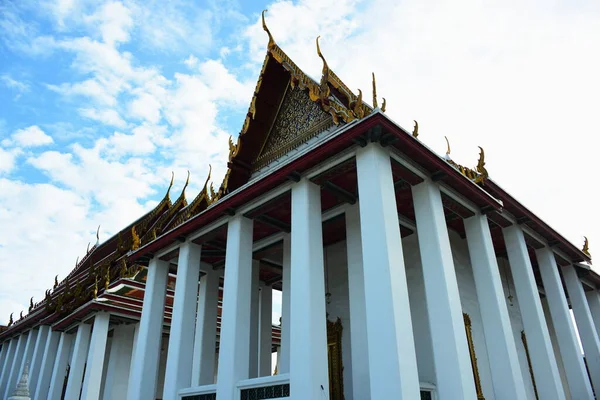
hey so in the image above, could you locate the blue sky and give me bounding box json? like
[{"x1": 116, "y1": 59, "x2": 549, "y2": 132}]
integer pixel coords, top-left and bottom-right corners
[{"x1": 1, "y1": 0, "x2": 599, "y2": 323}]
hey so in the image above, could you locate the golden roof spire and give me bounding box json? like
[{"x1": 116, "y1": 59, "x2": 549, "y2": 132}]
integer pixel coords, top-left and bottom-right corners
[
  {"x1": 372, "y1": 72, "x2": 378, "y2": 109},
  {"x1": 476, "y1": 146, "x2": 488, "y2": 178},
  {"x1": 413, "y1": 120, "x2": 419, "y2": 138},
  {"x1": 166, "y1": 171, "x2": 174, "y2": 199},
  {"x1": 183, "y1": 170, "x2": 190, "y2": 194},
  {"x1": 381, "y1": 97, "x2": 386, "y2": 112},
  {"x1": 583, "y1": 236, "x2": 591, "y2": 257},
  {"x1": 262, "y1": 10, "x2": 276, "y2": 50},
  {"x1": 444, "y1": 136, "x2": 451, "y2": 160},
  {"x1": 315, "y1": 36, "x2": 330, "y2": 100},
  {"x1": 316, "y1": 36, "x2": 329, "y2": 75}
]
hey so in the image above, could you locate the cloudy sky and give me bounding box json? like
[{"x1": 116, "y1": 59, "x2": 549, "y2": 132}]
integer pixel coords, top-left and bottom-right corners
[{"x1": 0, "y1": 0, "x2": 599, "y2": 324}]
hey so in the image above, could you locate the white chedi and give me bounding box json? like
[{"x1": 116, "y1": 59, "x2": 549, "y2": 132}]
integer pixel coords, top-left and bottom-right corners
[{"x1": 8, "y1": 362, "x2": 31, "y2": 400}]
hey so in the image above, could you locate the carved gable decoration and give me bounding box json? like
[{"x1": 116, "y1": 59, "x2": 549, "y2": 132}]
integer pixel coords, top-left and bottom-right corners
[{"x1": 253, "y1": 85, "x2": 334, "y2": 170}]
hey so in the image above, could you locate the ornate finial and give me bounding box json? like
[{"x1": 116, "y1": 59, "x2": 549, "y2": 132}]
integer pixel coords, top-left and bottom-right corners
[
  {"x1": 583, "y1": 236, "x2": 591, "y2": 258},
  {"x1": 131, "y1": 225, "x2": 141, "y2": 251},
  {"x1": 444, "y1": 136, "x2": 451, "y2": 160},
  {"x1": 120, "y1": 258, "x2": 128, "y2": 278},
  {"x1": 372, "y1": 72, "x2": 378, "y2": 109},
  {"x1": 54, "y1": 275, "x2": 58, "y2": 289},
  {"x1": 350, "y1": 89, "x2": 364, "y2": 118},
  {"x1": 412, "y1": 120, "x2": 419, "y2": 138},
  {"x1": 151, "y1": 228, "x2": 157, "y2": 240},
  {"x1": 96, "y1": 225, "x2": 101, "y2": 246},
  {"x1": 76, "y1": 256, "x2": 79, "y2": 267},
  {"x1": 105, "y1": 266, "x2": 110, "y2": 290},
  {"x1": 93, "y1": 276, "x2": 98, "y2": 299},
  {"x1": 86, "y1": 242, "x2": 90, "y2": 254},
  {"x1": 381, "y1": 98, "x2": 386, "y2": 113},
  {"x1": 475, "y1": 146, "x2": 489, "y2": 182},
  {"x1": 262, "y1": 10, "x2": 275, "y2": 50},
  {"x1": 315, "y1": 36, "x2": 330, "y2": 100},
  {"x1": 8, "y1": 312, "x2": 13, "y2": 326},
  {"x1": 182, "y1": 170, "x2": 190, "y2": 195},
  {"x1": 228, "y1": 136, "x2": 241, "y2": 162},
  {"x1": 20, "y1": 311, "x2": 23, "y2": 319},
  {"x1": 29, "y1": 297, "x2": 33, "y2": 312}
]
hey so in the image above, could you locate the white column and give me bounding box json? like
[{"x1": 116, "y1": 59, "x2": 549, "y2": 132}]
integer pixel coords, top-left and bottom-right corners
[
  {"x1": 249, "y1": 259, "x2": 260, "y2": 378},
  {"x1": 562, "y1": 264, "x2": 600, "y2": 391},
  {"x1": 163, "y1": 242, "x2": 202, "y2": 400},
  {"x1": 15, "y1": 328, "x2": 37, "y2": 392},
  {"x1": 355, "y1": 144, "x2": 420, "y2": 399},
  {"x1": 537, "y1": 247, "x2": 594, "y2": 398},
  {"x1": 345, "y1": 203, "x2": 371, "y2": 400},
  {"x1": 127, "y1": 323, "x2": 140, "y2": 390},
  {"x1": 127, "y1": 258, "x2": 169, "y2": 400},
  {"x1": 464, "y1": 213, "x2": 527, "y2": 399},
  {"x1": 191, "y1": 268, "x2": 219, "y2": 386},
  {"x1": 64, "y1": 322, "x2": 92, "y2": 399},
  {"x1": 503, "y1": 225, "x2": 565, "y2": 399},
  {"x1": 47, "y1": 332, "x2": 73, "y2": 400},
  {"x1": 280, "y1": 234, "x2": 291, "y2": 374},
  {"x1": 216, "y1": 215, "x2": 254, "y2": 400},
  {"x1": 0, "y1": 338, "x2": 17, "y2": 392},
  {"x1": 29, "y1": 325, "x2": 49, "y2": 398},
  {"x1": 412, "y1": 179, "x2": 477, "y2": 399},
  {"x1": 81, "y1": 313, "x2": 111, "y2": 400},
  {"x1": 289, "y1": 178, "x2": 330, "y2": 399},
  {"x1": 33, "y1": 329, "x2": 60, "y2": 400},
  {"x1": 258, "y1": 282, "x2": 273, "y2": 377},
  {"x1": 103, "y1": 324, "x2": 136, "y2": 400},
  {"x1": 0, "y1": 341, "x2": 8, "y2": 378},
  {"x1": 3, "y1": 333, "x2": 27, "y2": 399},
  {"x1": 587, "y1": 290, "x2": 600, "y2": 336}
]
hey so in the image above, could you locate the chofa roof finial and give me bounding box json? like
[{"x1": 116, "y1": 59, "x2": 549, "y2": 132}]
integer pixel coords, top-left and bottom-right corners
[
  {"x1": 262, "y1": 10, "x2": 276, "y2": 50},
  {"x1": 583, "y1": 236, "x2": 591, "y2": 258},
  {"x1": 444, "y1": 136, "x2": 452, "y2": 160},
  {"x1": 372, "y1": 72, "x2": 378, "y2": 109}
]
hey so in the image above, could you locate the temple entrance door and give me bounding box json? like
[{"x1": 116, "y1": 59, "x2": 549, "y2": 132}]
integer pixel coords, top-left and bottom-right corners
[{"x1": 327, "y1": 318, "x2": 344, "y2": 400}]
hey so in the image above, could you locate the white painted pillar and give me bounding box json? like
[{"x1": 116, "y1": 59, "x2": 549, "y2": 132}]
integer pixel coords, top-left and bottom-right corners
[
  {"x1": 355, "y1": 144, "x2": 420, "y2": 399},
  {"x1": 503, "y1": 225, "x2": 565, "y2": 399},
  {"x1": 29, "y1": 325, "x2": 49, "y2": 398},
  {"x1": 47, "y1": 332, "x2": 74, "y2": 400},
  {"x1": 587, "y1": 290, "x2": 600, "y2": 336},
  {"x1": 216, "y1": 215, "x2": 254, "y2": 400},
  {"x1": 127, "y1": 258, "x2": 169, "y2": 400},
  {"x1": 562, "y1": 264, "x2": 600, "y2": 392},
  {"x1": 33, "y1": 328, "x2": 59, "y2": 400},
  {"x1": 15, "y1": 328, "x2": 37, "y2": 393},
  {"x1": 103, "y1": 324, "x2": 136, "y2": 400},
  {"x1": 0, "y1": 338, "x2": 17, "y2": 392},
  {"x1": 126, "y1": 323, "x2": 140, "y2": 391},
  {"x1": 191, "y1": 268, "x2": 219, "y2": 386},
  {"x1": 464, "y1": 213, "x2": 528, "y2": 399},
  {"x1": 3, "y1": 333, "x2": 27, "y2": 399},
  {"x1": 258, "y1": 282, "x2": 273, "y2": 377},
  {"x1": 64, "y1": 323, "x2": 92, "y2": 400},
  {"x1": 81, "y1": 313, "x2": 111, "y2": 400},
  {"x1": 0, "y1": 341, "x2": 8, "y2": 379},
  {"x1": 345, "y1": 203, "x2": 371, "y2": 400},
  {"x1": 163, "y1": 242, "x2": 202, "y2": 400},
  {"x1": 537, "y1": 247, "x2": 594, "y2": 398},
  {"x1": 412, "y1": 179, "x2": 477, "y2": 399},
  {"x1": 289, "y1": 178, "x2": 330, "y2": 400},
  {"x1": 280, "y1": 234, "x2": 291, "y2": 375},
  {"x1": 249, "y1": 260, "x2": 260, "y2": 379}
]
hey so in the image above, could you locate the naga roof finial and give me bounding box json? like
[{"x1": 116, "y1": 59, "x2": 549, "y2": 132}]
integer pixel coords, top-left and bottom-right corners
[
  {"x1": 96, "y1": 225, "x2": 100, "y2": 246},
  {"x1": 203, "y1": 165, "x2": 212, "y2": 194},
  {"x1": 131, "y1": 225, "x2": 141, "y2": 251},
  {"x1": 372, "y1": 72, "x2": 378, "y2": 109},
  {"x1": 583, "y1": 236, "x2": 591, "y2": 258},
  {"x1": 412, "y1": 120, "x2": 419, "y2": 138},
  {"x1": 183, "y1": 170, "x2": 190, "y2": 193},
  {"x1": 315, "y1": 36, "x2": 330, "y2": 99},
  {"x1": 381, "y1": 98, "x2": 386, "y2": 112},
  {"x1": 444, "y1": 136, "x2": 452, "y2": 160},
  {"x1": 29, "y1": 297, "x2": 33, "y2": 312},
  {"x1": 8, "y1": 312, "x2": 13, "y2": 326},
  {"x1": 476, "y1": 146, "x2": 489, "y2": 181},
  {"x1": 54, "y1": 275, "x2": 58, "y2": 289},
  {"x1": 262, "y1": 10, "x2": 276, "y2": 50},
  {"x1": 316, "y1": 36, "x2": 329, "y2": 75}
]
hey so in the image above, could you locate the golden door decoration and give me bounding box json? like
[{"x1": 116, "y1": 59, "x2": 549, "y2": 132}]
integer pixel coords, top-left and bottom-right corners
[
  {"x1": 463, "y1": 313, "x2": 485, "y2": 400},
  {"x1": 327, "y1": 317, "x2": 345, "y2": 400}
]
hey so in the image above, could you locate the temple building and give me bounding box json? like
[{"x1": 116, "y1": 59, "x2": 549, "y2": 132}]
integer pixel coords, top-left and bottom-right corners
[{"x1": 1, "y1": 11, "x2": 600, "y2": 400}]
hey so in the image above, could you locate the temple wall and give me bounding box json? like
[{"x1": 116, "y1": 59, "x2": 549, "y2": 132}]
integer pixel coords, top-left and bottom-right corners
[{"x1": 322, "y1": 224, "x2": 548, "y2": 400}]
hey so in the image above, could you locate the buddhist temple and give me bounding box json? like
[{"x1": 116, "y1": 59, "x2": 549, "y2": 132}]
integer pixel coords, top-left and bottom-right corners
[{"x1": 1, "y1": 10, "x2": 599, "y2": 400}]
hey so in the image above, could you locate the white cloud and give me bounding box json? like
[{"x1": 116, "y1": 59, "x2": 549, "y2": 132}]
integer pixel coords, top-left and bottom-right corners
[
  {"x1": 128, "y1": 92, "x2": 162, "y2": 123},
  {"x1": 85, "y1": 1, "x2": 133, "y2": 46},
  {"x1": 79, "y1": 107, "x2": 127, "y2": 128},
  {"x1": 11, "y1": 126, "x2": 54, "y2": 147},
  {"x1": 0, "y1": 147, "x2": 18, "y2": 174},
  {"x1": 0, "y1": 74, "x2": 30, "y2": 94}
]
